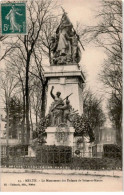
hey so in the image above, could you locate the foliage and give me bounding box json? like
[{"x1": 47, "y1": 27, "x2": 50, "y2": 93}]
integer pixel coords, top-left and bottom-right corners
[
  {"x1": 0, "y1": 35, "x2": 11, "y2": 61},
  {"x1": 71, "y1": 157, "x2": 122, "y2": 170},
  {"x1": 108, "y1": 93, "x2": 122, "y2": 126},
  {"x1": 37, "y1": 116, "x2": 50, "y2": 132},
  {"x1": 103, "y1": 144, "x2": 122, "y2": 159},
  {"x1": 1, "y1": 149, "x2": 122, "y2": 170},
  {"x1": 5, "y1": 96, "x2": 23, "y2": 138},
  {"x1": 83, "y1": 89, "x2": 106, "y2": 129},
  {"x1": 36, "y1": 145, "x2": 72, "y2": 164},
  {"x1": 75, "y1": 89, "x2": 106, "y2": 143},
  {"x1": 32, "y1": 116, "x2": 50, "y2": 145},
  {"x1": 71, "y1": 113, "x2": 95, "y2": 142},
  {"x1": 33, "y1": 112, "x2": 95, "y2": 143},
  {"x1": 8, "y1": 145, "x2": 28, "y2": 157},
  {"x1": 83, "y1": 0, "x2": 122, "y2": 145},
  {"x1": 99, "y1": 0, "x2": 122, "y2": 145},
  {"x1": 107, "y1": 93, "x2": 122, "y2": 145}
]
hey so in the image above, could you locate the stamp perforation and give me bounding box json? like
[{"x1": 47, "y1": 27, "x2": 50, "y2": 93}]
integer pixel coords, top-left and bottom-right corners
[{"x1": 0, "y1": 0, "x2": 27, "y2": 35}]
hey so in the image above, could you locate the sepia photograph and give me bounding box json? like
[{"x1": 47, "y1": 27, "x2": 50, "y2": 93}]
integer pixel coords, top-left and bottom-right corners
[{"x1": 0, "y1": 0, "x2": 123, "y2": 192}]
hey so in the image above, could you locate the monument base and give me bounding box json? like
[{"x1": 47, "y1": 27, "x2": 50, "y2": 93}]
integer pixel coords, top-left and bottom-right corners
[{"x1": 45, "y1": 126, "x2": 75, "y2": 147}]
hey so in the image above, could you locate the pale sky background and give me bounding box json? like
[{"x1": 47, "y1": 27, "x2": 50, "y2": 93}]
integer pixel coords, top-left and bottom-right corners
[{"x1": 0, "y1": 0, "x2": 111, "y2": 127}]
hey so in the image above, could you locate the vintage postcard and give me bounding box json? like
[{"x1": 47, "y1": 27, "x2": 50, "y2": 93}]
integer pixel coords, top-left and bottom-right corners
[{"x1": 0, "y1": 0, "x2": 123, "y2": 192}]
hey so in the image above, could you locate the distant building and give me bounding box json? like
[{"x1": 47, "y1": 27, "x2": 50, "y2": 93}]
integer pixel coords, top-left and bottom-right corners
[{"x1": 92, "y1": 127, "x2": 116, "y2": 157}]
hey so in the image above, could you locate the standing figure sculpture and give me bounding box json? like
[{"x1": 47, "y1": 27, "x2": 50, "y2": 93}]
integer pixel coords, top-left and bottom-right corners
[
  {"x1": 50, "y1": 36, "x2": 58, "y2": 64},
  {"x1": 49, "y1": 10, "x2": 83, "y2": 65},
  {"x1": 56, "y1": 97, "x2": 72, "y2": 124},
  {"x1": 56, "y1": 14, "x2": 73, "y2": 64},
  {"x1": 56, "y1": 25, "x2": 72, "y2": 56},
  {"x1": 50, "y1": 86, "x2": 64, "y2": 126},
  {"x1": 48, "y1": 86, "x2": 73, "y2": 126}
]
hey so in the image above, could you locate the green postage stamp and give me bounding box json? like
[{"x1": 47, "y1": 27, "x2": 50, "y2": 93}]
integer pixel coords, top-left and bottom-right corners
[{"x1": 0, "y1": 1, "x2": 27, "y2": 35}]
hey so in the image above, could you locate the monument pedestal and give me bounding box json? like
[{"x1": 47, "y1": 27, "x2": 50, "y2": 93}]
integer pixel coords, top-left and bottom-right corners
[
  {"x1": 46, "y1": 127, "x2": 75, "y2": 147},
  {"x1": 44, "y1": 65, "x2": 85, "y2": 115},
  {"x1": 44, "y1": 64, "x2": 85, "y2": 150}
]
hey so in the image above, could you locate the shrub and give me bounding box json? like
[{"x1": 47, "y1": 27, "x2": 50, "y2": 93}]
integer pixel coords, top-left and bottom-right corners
[
  {"x1": 72, "y1": 157, "x2": 122, "y2": 170},
  {"x1": 36, "y1": 145, "x2": 72, "y2": 164},
  {"x1": 103, "y1": 144, "x2": 122, "y2": 159}
]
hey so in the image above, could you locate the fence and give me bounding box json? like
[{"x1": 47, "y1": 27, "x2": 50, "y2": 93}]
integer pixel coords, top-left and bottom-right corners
[{"x1": 1, "y1": 150, "x2": 122, "y2": 170}]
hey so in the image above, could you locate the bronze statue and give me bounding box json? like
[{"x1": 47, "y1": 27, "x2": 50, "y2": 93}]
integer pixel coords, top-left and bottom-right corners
[
  {"x1": 50, "y1": 36, "x2": 59, "y2": 64},
  {"x1": 56, "y1": 23, "x2": 72, "y2": 57},
  {"x1": 49, "y1": 86, "x2": 64, "y2": 126},
  {"x1": 48, "y1": 86, "x2": 73, "y2": 126},
  {"x1": 49, "y1": 8, "x2": 84, "y2": 65},
  {"x1": 56, "y1": 98, "x2": 72, "y2": 123}
]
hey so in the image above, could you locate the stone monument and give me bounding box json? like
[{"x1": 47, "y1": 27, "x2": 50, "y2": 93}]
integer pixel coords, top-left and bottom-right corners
[{"x1": 44, "y1": 9, "x2": 85, "y2": 148}]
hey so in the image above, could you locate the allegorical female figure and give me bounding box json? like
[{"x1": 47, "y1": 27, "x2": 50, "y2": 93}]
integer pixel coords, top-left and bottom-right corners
[
  {"x1": 5, "y1": 5, "x2": 22, "y2": 32},
  {"x1": 56, "y1": 26, "x2": 71, "y2": 56},
  {"x1": 56, "y1": 13, "x2": 73, "y2": 57}
]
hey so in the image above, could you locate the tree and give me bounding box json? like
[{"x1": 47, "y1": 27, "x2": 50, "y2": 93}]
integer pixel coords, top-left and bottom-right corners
[
  {"x1": 3, "y1": 0, "x2": 60, "y2": 143},
  {"x1": 83, "y1": 89, "x2": 106, "y2": 129},
  {"x1": 40, "y1": 16, "x2": 59, "y2": 64},
  {"x1": 69, "y1": 88, "x2": 105, "y2": 143},
  {"x1": 3, "y1": 55, "x2": 27, "y2": 143},
  {"x1": 5, "y1": 96, "x2": 23, "y2": 139},
  {"x1": 0, "y1": 35, "x2": 16, "y2": 61},
  {"x1": 108, "y1": 92, "x2": 122, "y2": 146},
  {"x1": 98, "y1": 0, "x2": 122, "y2": 146},
  {"x1": 30, "y1": 80, "x2": 43, "y2": 128},
  {"x1": 82, "y1": 89, "x2": 106, "y2": 143},
  {"x1": 83, "y1": 0, "x2": 122, "y2": 146},
  {"x1": 22, "y1": 0, "x2": 55, "y2": 143},
  {"x1": 29, "y1": 49, "x2": 48, "y2": 118},
  {"x1": 0, "y1": 68, "x2": 20, "y2": 164},
  {"x1": 0, "y1": 69, "x2": 20, "y2": 105}
]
